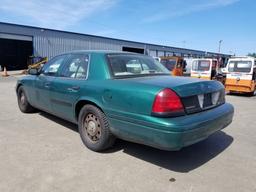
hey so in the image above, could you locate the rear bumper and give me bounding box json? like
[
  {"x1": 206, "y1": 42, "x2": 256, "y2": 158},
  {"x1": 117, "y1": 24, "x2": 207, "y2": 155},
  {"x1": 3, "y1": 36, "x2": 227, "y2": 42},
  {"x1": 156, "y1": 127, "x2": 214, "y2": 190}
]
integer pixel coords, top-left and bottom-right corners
[
  {"x1": 226, "y1": 84, "x2": 253, "y2": 93},
  {"x1": 225, "y1": 79, "x2": 255, "y2": 93},
  {"x1": 191, "y1": 74, "x2": 211, "y2": 80},
  {"x1": 109, "y1": 103, "x2": 234, "y2": 151}
]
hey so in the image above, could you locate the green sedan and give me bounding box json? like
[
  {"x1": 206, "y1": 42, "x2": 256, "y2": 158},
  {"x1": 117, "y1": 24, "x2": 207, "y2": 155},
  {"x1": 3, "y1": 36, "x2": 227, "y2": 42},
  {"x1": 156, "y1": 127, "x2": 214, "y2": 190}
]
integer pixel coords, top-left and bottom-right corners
[{"x1": 16, "y1": 51, "x2": 234, "y2": 151}]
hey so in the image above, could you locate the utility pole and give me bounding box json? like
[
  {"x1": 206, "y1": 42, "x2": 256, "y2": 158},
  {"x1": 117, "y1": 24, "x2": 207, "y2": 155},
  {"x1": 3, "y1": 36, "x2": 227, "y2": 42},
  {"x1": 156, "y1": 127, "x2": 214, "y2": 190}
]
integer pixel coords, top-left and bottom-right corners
[
  {"x1": 182, "y1": 40, "x2": 187, "y2": 48},
  {"x1": 218, "y1": 40, "x2": 223, "y2": 53}
]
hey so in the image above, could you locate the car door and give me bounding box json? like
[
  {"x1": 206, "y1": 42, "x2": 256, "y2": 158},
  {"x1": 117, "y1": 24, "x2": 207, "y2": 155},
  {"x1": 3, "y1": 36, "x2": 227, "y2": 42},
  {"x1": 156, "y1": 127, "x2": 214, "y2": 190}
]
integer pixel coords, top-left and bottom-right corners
[
  {"x1": 33, "y1": 55, "x2": 67, "y2": 112},
  {"x1": 50, "y1": 53, "x2": 89, "y2": 122}
]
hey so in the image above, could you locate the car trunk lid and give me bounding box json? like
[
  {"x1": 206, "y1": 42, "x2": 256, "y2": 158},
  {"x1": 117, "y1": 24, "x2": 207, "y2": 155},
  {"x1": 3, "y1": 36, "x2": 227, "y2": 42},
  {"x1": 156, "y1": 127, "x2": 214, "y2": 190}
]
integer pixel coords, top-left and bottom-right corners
[
  {"x1": 124, "y1": 75, "x2": 225, "y2": 114},
  {"x1": 124, "y1": 75, "x2": 223, "y2": 96}
]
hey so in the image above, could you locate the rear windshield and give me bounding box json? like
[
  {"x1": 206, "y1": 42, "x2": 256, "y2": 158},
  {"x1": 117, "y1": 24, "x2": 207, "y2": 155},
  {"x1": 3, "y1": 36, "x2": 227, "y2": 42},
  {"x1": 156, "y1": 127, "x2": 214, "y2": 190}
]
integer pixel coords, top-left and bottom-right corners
[
  {"x1": 192, "y1": 60, "x2": 211, "y2": 71},
  {"x1": 228, "y1": 61, "x2": 252, "y2": 73},
  {"x1": 107, "y1": 54, "x2": 169, "y2": 78},
  {"x1": 160, "y1": 59, "x2": 176, "y2": 71}
]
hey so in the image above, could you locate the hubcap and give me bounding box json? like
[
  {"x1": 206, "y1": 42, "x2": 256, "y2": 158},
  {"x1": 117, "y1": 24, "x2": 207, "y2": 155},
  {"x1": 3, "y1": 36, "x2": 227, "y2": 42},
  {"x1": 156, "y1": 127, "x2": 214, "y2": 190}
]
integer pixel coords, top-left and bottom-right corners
[
  {"x1": 87, "y1": 121, "x2": 97, "y2": 136},
  {"x1": 84, "y1": 113, "x2": 101, "y2": 143}
]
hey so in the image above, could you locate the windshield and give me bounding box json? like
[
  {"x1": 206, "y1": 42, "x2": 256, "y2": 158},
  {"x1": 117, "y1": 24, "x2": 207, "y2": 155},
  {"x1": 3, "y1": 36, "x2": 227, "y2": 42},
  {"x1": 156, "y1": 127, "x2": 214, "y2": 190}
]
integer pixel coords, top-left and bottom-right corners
[
  {"x1": 192, "y1": 60, "x2": 211, "y2": 71},
  {"x1": 228, "y1": 61, "x2": 252, "y2": 73},
  {"x1": 107, "y1": 54, "x2": 169, "y2": 77},
  {"x1": 160, "y1": 59, "x2": 177, "y2": 71}
]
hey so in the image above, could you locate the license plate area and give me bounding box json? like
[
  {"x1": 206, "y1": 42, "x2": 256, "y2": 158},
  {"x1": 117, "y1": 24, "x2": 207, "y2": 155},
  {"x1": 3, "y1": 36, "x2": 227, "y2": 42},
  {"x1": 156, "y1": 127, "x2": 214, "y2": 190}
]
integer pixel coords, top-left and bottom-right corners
[
  {"x1": 182, "y1": 91, "x2": 222, "y2": 114},
  {"x1": 203, "y1": 93, "x2": 213, "y2": 108},
  {"x1": 198, "y1": 93, "x2": 214, "y2": 109}
]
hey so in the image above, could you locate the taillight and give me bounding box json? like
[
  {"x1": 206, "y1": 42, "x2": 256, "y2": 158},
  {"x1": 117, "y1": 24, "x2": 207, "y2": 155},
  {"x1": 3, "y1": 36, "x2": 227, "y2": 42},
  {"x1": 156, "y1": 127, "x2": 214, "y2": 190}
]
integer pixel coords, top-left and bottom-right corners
[{"x1": 152, "y1": 88, "x2": 185, "y2": 117}]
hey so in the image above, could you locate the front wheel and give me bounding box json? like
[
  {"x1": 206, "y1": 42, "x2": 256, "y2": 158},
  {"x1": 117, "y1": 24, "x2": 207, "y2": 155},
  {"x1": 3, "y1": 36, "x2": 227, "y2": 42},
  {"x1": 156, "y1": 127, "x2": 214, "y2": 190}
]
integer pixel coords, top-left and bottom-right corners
[
  {"x1": 17, "y1": 86, "x2": 36, "y2": 113},
  {"x1": 78, "y1": 105, "x2": 115, "y2": 152}
]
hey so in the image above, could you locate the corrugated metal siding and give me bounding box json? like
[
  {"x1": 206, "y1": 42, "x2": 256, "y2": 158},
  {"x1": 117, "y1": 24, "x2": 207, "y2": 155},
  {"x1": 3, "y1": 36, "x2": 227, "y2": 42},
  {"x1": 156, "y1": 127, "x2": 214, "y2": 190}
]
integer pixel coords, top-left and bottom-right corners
[
  {"x1": 33, "y1": 35, "x2": 124, "y2": 59},
  {"x1": 0, "y1": 22, "x2": 229, "y2": 59}
]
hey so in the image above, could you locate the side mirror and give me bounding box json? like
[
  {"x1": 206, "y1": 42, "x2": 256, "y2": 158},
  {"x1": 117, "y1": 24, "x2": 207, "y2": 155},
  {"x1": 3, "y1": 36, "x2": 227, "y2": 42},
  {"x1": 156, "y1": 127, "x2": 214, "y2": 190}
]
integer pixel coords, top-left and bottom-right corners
[{"x1": 28, "y1": 68, "x2": 40, "y2": 75}]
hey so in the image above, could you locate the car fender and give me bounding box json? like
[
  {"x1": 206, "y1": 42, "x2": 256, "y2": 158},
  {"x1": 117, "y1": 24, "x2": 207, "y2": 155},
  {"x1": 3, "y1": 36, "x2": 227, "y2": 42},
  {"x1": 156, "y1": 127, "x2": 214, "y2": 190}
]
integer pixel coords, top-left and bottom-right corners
[
  {"x1": 16, "y1": 82, "x2": 32, "y2": 104},
  {"x1": 74, "y1": 96, "x2": 105, "y2": 120}
]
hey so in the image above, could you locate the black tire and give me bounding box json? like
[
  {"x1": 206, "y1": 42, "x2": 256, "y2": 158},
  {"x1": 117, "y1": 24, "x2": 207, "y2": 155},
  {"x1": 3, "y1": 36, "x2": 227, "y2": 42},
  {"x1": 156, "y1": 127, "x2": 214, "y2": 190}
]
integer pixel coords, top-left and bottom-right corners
[
  {"x1": 78, "y1": 105, "x2": 115, "y2": 152},
  {"x1": 248, "y1": 91, "x2": 255, "y2": 97},
  {"x1": 17, "y1": 86, "x2": 36, "y2": 113}
]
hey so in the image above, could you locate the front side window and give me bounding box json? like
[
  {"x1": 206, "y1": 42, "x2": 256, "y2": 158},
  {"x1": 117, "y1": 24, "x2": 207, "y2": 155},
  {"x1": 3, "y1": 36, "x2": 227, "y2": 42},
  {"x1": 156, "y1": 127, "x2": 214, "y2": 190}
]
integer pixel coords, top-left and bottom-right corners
[
  {"x1": 192, "y1": 60, "x2": 211, "y2": 71},
  {"x1": 228, "y1": 61, "x2": 252, "y2": 73},
  {"x1": 60, "y1": 54, "x2": 89, "y2": 79},
  {"x1": 41, "y1": 55, "x2": 66, "y2": 76},
  {"x1": 107, "y1": 54, "x2": 169, "y2": 77}
]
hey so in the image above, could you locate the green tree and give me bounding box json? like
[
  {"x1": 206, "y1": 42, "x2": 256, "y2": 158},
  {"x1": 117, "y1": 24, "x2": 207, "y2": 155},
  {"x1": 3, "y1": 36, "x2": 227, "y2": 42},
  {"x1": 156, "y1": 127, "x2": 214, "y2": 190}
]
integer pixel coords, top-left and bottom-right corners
[{"x1": 247, "y1": 53, "x2": 256, "y2": 58}]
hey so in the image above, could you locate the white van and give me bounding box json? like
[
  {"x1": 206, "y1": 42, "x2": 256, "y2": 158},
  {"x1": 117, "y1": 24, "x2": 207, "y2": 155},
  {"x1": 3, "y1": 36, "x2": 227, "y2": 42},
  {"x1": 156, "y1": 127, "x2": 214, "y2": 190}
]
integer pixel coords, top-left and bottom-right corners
[{"x1": 225, "y1": 56, "x2": 256, "y2": 95}]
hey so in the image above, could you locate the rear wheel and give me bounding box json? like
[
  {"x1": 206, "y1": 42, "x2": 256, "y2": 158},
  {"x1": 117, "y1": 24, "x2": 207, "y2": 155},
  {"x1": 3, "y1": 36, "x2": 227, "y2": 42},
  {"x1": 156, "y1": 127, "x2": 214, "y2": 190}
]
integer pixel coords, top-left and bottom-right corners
[
  {"x1": 17, "y1": 86, "x2": 36, "y2": 113},
  {"x1": 78, "y1": 105, "x2": 115, "y2": 152}
]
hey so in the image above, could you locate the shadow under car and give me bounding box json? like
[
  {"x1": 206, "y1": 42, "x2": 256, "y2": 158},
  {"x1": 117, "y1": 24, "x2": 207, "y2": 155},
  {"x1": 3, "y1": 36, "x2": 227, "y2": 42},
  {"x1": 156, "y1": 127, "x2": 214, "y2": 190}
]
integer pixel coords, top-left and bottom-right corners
[{"x1": 39, "y1": 111, "x2": 233, "y2": 173}]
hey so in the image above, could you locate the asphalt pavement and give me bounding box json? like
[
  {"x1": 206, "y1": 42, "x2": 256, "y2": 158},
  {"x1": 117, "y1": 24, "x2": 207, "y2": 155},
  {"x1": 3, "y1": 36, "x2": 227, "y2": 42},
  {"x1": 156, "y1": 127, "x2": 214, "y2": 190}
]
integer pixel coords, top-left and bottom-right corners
[{"x1": 0, "y1": 76, "x2": 255, "y2": 192}]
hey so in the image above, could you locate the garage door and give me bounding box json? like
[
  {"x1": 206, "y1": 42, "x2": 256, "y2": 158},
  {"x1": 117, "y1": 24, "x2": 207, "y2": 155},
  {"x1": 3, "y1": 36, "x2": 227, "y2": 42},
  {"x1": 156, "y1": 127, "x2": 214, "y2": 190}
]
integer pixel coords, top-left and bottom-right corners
[{"x1": 0, "y1": 33, "x2": 33, "y2": 71}]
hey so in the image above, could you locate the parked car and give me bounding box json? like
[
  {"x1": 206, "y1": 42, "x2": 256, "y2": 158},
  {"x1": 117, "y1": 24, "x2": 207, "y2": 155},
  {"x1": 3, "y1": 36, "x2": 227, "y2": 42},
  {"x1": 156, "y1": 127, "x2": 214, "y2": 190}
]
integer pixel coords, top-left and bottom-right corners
[{"x1": 16, "y1": 50, "x2": 234, "y2": 152}]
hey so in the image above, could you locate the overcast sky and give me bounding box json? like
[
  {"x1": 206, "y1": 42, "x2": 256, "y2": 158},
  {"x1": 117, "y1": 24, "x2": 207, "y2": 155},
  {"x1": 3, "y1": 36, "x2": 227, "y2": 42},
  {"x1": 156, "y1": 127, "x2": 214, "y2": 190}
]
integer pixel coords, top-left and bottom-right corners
[{"x1": 0, "y1": 0, "x2": 255, "y2": 55}]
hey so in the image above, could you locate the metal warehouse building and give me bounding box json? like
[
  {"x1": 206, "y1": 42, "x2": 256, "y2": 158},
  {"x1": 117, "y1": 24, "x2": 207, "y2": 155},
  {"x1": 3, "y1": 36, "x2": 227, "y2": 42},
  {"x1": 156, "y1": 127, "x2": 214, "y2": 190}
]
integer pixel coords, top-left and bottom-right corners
[{"x1": 0, "y1": 22, "x2": 229, "y2": 70}]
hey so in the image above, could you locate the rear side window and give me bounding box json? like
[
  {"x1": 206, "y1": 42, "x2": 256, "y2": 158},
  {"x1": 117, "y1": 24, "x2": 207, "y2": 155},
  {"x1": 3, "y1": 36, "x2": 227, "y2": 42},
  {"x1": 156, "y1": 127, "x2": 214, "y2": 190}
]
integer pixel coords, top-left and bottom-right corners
[{"x1": 60, "y1": 54, "x2": 89, "y2": 79}]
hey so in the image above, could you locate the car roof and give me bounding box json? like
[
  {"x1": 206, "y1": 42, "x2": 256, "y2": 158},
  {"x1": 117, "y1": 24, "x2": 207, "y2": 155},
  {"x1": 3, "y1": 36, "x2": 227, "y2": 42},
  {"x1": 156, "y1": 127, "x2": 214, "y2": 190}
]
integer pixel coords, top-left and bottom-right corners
[{"x1": 63, "y1": 50, "x2": 140, "y2": 55}]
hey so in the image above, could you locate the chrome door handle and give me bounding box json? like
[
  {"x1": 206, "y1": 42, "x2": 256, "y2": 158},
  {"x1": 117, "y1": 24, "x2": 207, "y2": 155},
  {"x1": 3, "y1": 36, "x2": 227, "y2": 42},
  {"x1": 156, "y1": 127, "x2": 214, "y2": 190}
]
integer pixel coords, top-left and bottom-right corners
[{"x1": 67, "y1": 86, "x2": 80, "y2": 91}]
